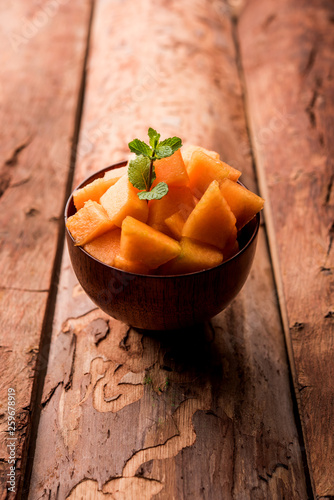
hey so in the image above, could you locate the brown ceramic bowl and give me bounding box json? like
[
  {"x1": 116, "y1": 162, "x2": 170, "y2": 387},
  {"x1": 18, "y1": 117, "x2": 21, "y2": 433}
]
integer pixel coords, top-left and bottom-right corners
[{"x1": 65, "y1": 162, "x2": 260, "y2": 330}]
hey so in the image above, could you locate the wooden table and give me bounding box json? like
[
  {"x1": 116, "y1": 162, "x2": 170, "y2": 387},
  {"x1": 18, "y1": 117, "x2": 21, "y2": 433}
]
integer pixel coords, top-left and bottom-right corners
[{"x1": 1, "y1": 0, "x2": 333, "y2": 498}]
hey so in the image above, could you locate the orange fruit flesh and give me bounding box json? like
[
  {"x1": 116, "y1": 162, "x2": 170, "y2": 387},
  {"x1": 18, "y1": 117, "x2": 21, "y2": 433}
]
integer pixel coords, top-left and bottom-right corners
[
  {"x1": 220, "y1": 178, "x2": 264, "y2": 230},
  {"x1": 158, "y1": 237, "x2": 224, "y2": 275},
  {"x1": 66, "y1": 200, "x2": 115, "y2": 246},
  {"x1": 182, "y1": 181, "x2": 237, "y2": 250},
  {"x1": 73, "y1": 167, "x2": 127, "y2": 210},
  {"x1": 120, "y1": 216, "x2": 181, "y2": 269},
  {"x1": 69, "y1": 145, "x2": 264, "y2": 275},
  {"x1": 114, "y1": 255, "x2": 151, "y2": 274},
  {"x1": 181, "y1": 144, "x2": 220, "y2": 169},
  {"x1": 187, "y1": 150, "x2": 241, "y2": 198},
  {"x1": 100, "y1": 174, "x2": 149, "y2": 227},
  {"x1": 83, "y1": 228, "x2": 121, "y2": 266},
  {"x1": 152, "y1": 149, "x2": 189, "y2": 188},
  {"x1": 147, "y1": 186, "x2": 195, "y2": 237},
  {"x1": 164, "y1": 211, "x2": 186, "y2": 240}
]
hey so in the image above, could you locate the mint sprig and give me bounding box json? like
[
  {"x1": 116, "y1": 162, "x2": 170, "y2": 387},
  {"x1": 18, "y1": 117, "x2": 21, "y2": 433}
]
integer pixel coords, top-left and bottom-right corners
[{"x1": 128, "y1": 128, "x2": 182, "y2": 201}]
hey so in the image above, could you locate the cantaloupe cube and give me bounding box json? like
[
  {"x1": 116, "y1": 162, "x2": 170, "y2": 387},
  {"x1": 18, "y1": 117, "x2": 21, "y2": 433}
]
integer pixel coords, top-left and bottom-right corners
[
  {"x1": 121, "y1": 216, "x2": 181, "y2": 269},
  {"x1": 114, "y1": 255, "x2": 150, "y2": 274},
  {"x1": 220, "y1": 178, "x2": 264, "y2": 229},
  {"x1": 83, "y1": 228, "x2": 121, "y2": 266},
  {"x1": 73, "y1": 166, "x2": 127, "y2": 210},
  {"x1": 164, "y1": 211, "x2": 186, "y2": 240},
  {"x1": 182, "y1": 181, "x2": 237, "y2": 250},
  {"x1": 153, "y1": 149, "x2": 189, "y2": 187},
  {"x1": 181, "y1": 144, "x2": 220, "y2": 168},
  {"x1": 187, "y1": 150, "x2": 241, "y2": 198},
  {"x1": 147, "y1": 186, "x2": 195, "y2": 237},
  {"x1": 104, "y1": 165, "x2": 128, "y2": 180},
  {"x1": 159, "y1": 237, "x2": 224, "y2": 275},
  {"x1": 66, "y1": 200, "x2": 115, "y2": 246},
  {"x1": 100, "y1": 174, "x2": 149, "y2": 227}
]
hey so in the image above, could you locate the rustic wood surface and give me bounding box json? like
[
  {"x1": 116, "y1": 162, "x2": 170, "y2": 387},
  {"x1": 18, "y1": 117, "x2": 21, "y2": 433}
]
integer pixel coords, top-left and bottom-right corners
[
  {"x1": 0, "y1": 1, "x2": 92, "y2": 497},
  {"x1": 238, "y1": 0, "x2": 334, "y2": 497},
  {"x1": 27, "y1": 0, "x2": 309, "y2": 499}
]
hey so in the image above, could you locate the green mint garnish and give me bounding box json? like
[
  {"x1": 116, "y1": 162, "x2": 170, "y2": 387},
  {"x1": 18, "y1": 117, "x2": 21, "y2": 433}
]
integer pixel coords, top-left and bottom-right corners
[
  {"x1": 128, "y1": 139, "x2": 152, "y2": 157},
  {"x1": 128, "y1": 156, "x2": 155, "y2": 191},
  {"x1": 138, "y1": 182, "x2": 169, "y2": 200},
  {"x1": 128, "y1": 128, "x2": 182, "y2": 200},
  {"x1": 148, "y1": 127, "x2": 160, "y2": 149},
  {"x1": 156, "y1": 137, "x2": 182, "y2": 158}
]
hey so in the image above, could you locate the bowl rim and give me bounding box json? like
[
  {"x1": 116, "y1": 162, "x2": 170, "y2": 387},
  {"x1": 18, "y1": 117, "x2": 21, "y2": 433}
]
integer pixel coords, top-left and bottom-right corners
[{"x1": 64, "y1": 162, "x2": 260, "y2": 279}]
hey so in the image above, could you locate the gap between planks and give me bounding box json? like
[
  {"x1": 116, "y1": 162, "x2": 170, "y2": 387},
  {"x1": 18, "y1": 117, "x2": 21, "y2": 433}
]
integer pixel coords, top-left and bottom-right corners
[
  {"x1": 229, "y1": 9, "x2": 315, "y2": 500},
  {"x1": 20, "y1": 1, "x2": 96, "y2": 497}
]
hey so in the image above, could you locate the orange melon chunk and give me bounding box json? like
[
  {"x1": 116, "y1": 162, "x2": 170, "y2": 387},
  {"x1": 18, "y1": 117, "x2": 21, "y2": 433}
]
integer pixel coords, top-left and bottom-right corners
[
  {"x1": 100, "y1": 174, "x2": 149, "y2": 227},
  {"x1": 147, "y1": 186, "x2": 195, "y2": 237},
  {"x1": 164, "y1": 211, "x2": 186, "y2": 240},
  {"x1": 114, "y1": 255, "x2": 150, "y2": 274},
  {"x1": 181, "y1": 144, "x2": 220, "y2": 168},
  {"x1": 159, "y1": 237, "x2": 224, "y2": 275},
  {"x1": 104, "y1": 165, "x2": 128, "y2": 180},
  {"x1": 187, "y1": 150, "x2": 241, "y2": 198},
  {"x1": 83, "y1": 228, "x2": 121, "y2": 266},
  {"x1": 182, "y1": 181, "x2": 237, "y2": 250},
  {"x1": 220, "y1": 178, "x2": 264, "y2": 229},
  {"x1": 153, "y1": 149, "x2": 189, "y2": 187},
  {"x1": 121, "y1": 216, "x2": 181, "y2": 269},
  {"x1": 73, "y1": 166, "x2": 127, "y2": 210},
  {"x1": 66, "y1": 200, "x2": 115, "y2": 246}
]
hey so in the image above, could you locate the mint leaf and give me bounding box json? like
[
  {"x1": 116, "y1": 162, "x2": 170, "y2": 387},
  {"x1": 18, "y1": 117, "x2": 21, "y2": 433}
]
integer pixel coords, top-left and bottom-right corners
[
  {"x1": 128, "y1": 138, "x2": 152, "y2": 157},
  {"x1": 128, "y1": 130, "x2": 182, "y2": 199},
  {"x1": 138, "y1": 182, "x2": 169, "y2": 200},
  {"x1": 158, "y1": 136, "x2": 182, "y2": 153},
  {"x1": 148, "y1": 128, "x2": 160, "y2": 149},
  {"x1": 155, "y1": 144, "x2": 173, "y2": 159},
  {"x1": 128, "y1": 155, "x2": 155, "y2": 191}
]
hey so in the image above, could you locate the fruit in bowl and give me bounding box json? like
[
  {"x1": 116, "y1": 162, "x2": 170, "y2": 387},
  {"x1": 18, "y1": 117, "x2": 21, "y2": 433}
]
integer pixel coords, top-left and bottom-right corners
[{"x1": 65, "y1": 129, "x2": 264, "y2": 330}]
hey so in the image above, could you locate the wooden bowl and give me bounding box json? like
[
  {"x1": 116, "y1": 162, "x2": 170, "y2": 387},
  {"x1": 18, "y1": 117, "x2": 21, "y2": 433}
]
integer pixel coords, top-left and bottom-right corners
[{"x1": 65, "y1": 162, "x2": 260, "y2": 330}]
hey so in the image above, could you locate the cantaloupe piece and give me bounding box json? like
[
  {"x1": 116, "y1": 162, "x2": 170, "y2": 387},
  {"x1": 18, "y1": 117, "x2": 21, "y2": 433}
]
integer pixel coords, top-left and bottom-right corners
[
  {"x1": 83, "y1": 228, "x2": 121, "y2": 266},
  {"x1": 73, "y1": 166, "x2": 127, "y2": 210},
  {"x1": 153, "y1": 149, "x2": 189, "y2": 187},
  {"x1": 121, "y1": 216, "x2": 181, "y2": 269},
  {"x1": 158, "y1": 237, "x2": 224, "y2": 275},
  {"x1": 182, "y1": 181, "x2": 237, "y2": 250},
  {"x1": 100, "y1": 174, "x2": 149, "y2": 227},
  {"x1": 66, "y1": 200, "x2": 115, "y2": 246},
  {"x1": 147, "y1": 186, "x2": 195, "y2": 237},
  {"x1": 181, "y1": 144, "x2": 220, "y2": 168},
  {"x1": 187, "y1": 150, "x2": 241, "y2": 198},
  {"x1": 220, "y1": 178, "x2": 264, "y2": 229},
  {"x1": 164, "y1": 211, "x2": 186, "y2": 240},
  {"x1": 104, "y1": 165, "x2": 128, "y2": 180},
  {"x1": 114, "y1": 255, "x2": 150, "y2": 274}
]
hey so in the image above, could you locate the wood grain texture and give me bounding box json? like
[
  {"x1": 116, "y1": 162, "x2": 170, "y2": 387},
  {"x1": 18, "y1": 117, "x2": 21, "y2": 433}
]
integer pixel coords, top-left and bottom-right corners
[
  {"x1": 29, "y1": 0, "x2": 308, "y2": 498},
  {"x1": 238, "y1": 0, "x2": 334, "y2": 496},
  {"x1": 0, "y1": 0, "x2": 92, "y2": 497}
]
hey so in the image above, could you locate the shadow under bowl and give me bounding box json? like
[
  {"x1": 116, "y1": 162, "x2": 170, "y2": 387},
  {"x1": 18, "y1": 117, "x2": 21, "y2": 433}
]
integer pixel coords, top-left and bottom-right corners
[{"x1": 65, "y1": 161, "x2": 260, "y2": 331}]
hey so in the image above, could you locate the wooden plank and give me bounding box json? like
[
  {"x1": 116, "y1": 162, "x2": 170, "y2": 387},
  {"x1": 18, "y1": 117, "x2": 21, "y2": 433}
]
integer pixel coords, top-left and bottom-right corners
[
  {"x1": 237, "y1": 0, "x2": 334, "y2": 497},
  {"x1": 0, "y1": 1, "x2": 92, "y2": 497},
  {"x1": 29, "y1": 0, "x2": 309, "y2": 498}
]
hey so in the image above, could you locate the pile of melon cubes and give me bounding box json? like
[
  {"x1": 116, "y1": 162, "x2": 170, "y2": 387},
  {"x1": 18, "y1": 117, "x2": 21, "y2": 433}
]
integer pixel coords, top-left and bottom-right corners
[{"x1": 66, "y1": 146, "x2": 264, "y2": 275}]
